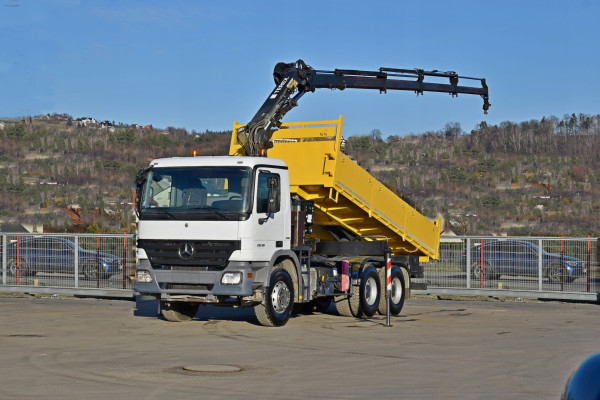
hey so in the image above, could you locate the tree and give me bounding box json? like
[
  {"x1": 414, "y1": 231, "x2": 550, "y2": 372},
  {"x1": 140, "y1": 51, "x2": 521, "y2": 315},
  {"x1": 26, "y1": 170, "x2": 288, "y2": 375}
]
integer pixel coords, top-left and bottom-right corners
[
  {"x1": 444, "y1": 122, "x2": 462, "y2": 138},
  {"x1": 370, "y1": 129, "x2": 383, "y2": 143}
]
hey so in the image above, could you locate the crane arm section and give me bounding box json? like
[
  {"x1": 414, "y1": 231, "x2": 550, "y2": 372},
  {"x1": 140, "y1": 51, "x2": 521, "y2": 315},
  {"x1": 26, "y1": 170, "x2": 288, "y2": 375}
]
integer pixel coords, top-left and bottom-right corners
[{"x1": 236, "y1": 59, "x2": 490, "y2": 156}]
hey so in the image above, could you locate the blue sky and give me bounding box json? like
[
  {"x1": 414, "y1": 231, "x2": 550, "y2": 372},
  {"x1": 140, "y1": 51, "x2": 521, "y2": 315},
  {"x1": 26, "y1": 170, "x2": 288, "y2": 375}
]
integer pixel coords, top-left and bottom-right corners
[{"x1": 1, "y1": 0, "x2": 599, "y2": 137}]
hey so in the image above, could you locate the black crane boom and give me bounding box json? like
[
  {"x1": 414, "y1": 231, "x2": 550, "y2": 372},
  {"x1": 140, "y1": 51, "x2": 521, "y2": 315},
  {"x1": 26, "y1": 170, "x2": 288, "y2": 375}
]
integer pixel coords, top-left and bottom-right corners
[{"x1": 238, "y1": 59, "x2": 490, "y2": 156}]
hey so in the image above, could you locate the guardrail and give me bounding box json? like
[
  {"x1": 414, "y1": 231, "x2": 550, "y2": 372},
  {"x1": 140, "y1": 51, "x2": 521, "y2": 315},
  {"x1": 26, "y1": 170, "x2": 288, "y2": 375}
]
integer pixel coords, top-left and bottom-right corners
[
  {"x1": 419, "y1": 236, "x2": 600, "y2": 301},
  {"x1": 0, "y1": 233, "x2": 136, "y2": 298}
]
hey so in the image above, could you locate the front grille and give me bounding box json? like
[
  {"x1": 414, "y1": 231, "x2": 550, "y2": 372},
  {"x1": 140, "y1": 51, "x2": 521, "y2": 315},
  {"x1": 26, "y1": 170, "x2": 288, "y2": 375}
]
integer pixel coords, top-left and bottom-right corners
[
  {"x1": 138, "y1": 239, "x2": 240, "y2": 271},
  {"x1": 154, "y1": 265, "x2": 209, "y2": 271},
  {"x1": 160, "y1": 283, "x2": 213, "y2": 291}
]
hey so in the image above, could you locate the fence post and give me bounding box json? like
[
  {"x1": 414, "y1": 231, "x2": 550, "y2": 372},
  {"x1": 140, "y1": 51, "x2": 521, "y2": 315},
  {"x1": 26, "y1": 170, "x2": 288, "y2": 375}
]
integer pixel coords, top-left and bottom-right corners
[
  {"x1": 587, "y1": 236, "x2": 591, "y2": 293},
  {"x1": 74, "y1": 235, "x2": 79, "y2": 288},
  {"x1": 2, "y1": 234, "x2": 6, "y2": 285},
  {"x1": 16, "y1": 233, "x2": 20, "y2": 285},
  {"x1": 123, "y1": 233, "x2": 127, "y2": 290},
  {"x1": 538, "y1": 239, "x2": 543, "y2": 292},
  {"x1": 480, "y1": 238, "x2": 484, "y2": 289},
  {"x1": 466, "y1": 237, "x2": 471, "y2": 289},
  {"x1": 96, "y1": 235, "x2": 100, "y2": 289},
  {"x1": 560, "y1": 237, "x2": 564, "y2": 292}
]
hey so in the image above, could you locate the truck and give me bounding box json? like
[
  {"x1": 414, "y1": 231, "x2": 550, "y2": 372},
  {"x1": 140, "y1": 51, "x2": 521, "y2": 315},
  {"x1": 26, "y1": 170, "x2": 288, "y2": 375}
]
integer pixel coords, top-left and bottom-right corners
[{"x1": 134, "y1": 60, "x2": 490, "y2": 326}]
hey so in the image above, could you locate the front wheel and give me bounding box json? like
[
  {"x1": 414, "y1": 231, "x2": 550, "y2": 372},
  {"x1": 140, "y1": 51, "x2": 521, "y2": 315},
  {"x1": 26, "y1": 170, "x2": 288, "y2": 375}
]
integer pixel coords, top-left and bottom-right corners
[
  {"x1": 82, "y1": 262, "x2": 102, "y2": 280},
  {"x1": 7, "y1": 258, "x2": 31, "y2": 277},
  {"x1": 546, "y1": 263, "x2": 573, "y2": 283},
  {"x1": 255, "y1": 267, "x2": 294, "y2": 327}
]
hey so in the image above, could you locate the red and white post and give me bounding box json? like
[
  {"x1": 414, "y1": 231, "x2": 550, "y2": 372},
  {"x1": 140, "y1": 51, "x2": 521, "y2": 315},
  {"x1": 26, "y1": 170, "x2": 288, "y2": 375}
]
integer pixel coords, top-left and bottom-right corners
[{"x1": 385, "y1": 250, "x2": 392, "y2": 327}]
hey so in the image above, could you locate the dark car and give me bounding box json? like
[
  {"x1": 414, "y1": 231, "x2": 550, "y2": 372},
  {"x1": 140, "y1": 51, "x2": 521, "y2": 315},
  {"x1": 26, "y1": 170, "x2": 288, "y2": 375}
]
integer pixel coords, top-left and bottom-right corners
[
  {"x1": 462, "y1": 240, "x2": 584, "y2": 283},
  {"x1": 1, "y1": 236, "x2": 122, "y2": 280}
]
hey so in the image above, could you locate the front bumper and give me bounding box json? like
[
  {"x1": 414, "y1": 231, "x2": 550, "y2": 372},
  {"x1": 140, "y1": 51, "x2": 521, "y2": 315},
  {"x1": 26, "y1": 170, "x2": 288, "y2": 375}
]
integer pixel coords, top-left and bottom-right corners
[{"x1": 135, "y1": 259, "x2": 257, "y2": 297}]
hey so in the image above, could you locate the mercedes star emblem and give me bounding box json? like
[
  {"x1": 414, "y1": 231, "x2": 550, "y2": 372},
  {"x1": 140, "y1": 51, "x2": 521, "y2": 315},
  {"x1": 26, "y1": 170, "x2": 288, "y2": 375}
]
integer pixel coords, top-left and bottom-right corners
[{"x1": 178, "y1": 242, "x2": 195, "y2": 260}]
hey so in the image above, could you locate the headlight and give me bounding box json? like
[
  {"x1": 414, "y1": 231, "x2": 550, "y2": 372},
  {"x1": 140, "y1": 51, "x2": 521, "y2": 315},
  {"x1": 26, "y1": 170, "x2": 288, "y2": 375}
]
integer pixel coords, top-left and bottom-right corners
[
  {"x1": 136, "y1": 270, "x2": 153, "y2": 283},
  {"x1": 221, "y1": 272, "x2": 243, "y2": 285}
]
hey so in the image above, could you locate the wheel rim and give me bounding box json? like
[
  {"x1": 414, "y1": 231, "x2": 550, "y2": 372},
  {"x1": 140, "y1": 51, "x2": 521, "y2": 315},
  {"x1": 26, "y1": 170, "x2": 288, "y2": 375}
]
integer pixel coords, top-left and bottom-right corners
[
  {"x1": 472, "y1": 262, "x2": 482, "y2": 278},
  {"x1": 271, "y1": 280, "x2": 290, "y2": 314},
  {"x1": 549, "y1": 266, "x2": 561, "y2": 281},
  {"x1": 391, "y1": 276, "x2": 403, "y2": 303},
  {"x1": 364, "y1": 276, "x2": 378, "y2": 306},
  {"x1": 8, "y1": 259, "x2": 26, "y2": 275},
  {"x1": 85, "y1": 263, "x2": 96, "y2": 276},
  {"x1": 8, "y1": 259, "x2": 17, "y2": 275}
]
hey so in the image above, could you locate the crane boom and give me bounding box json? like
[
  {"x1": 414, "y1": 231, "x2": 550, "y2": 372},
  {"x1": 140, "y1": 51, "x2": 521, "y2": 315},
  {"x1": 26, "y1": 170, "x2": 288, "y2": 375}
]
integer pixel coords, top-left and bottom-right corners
[{"x1": 237, "y1": 59, "x2": 490, "y2": 156}]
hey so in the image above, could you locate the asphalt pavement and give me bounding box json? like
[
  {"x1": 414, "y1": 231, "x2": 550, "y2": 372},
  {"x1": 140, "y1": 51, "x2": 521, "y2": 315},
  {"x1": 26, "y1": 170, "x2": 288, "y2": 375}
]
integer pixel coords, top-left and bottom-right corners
[{"x1": 0, "y1": 294, "x2": 598, "y2": 399}]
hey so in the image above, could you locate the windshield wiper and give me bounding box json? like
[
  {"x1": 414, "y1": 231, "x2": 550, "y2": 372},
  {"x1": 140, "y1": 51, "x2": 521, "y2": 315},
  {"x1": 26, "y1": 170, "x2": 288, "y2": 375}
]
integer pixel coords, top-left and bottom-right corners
[
  {"x1": 191, "y1": 206, "x2": 234, "y2": 220},
  {"x1": 142, "y1": 208, "x2": 181, "y2": 220}
]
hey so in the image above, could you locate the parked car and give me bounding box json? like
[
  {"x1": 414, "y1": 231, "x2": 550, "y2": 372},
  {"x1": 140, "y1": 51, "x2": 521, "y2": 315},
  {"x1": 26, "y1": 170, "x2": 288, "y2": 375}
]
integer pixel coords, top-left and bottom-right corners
[
  {"x1": 1, "y1": 236, "x2": 122, "y2": 280},
  {"x1": 462, "y1": 240, "x2": 584, "y2": 283}
]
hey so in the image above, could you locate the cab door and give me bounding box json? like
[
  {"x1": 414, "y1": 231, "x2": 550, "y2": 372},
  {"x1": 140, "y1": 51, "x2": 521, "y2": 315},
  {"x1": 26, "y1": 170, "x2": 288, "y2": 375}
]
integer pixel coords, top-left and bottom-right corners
[{"x1": 248, "y1": 169, "x2": 287, "y2": 260}]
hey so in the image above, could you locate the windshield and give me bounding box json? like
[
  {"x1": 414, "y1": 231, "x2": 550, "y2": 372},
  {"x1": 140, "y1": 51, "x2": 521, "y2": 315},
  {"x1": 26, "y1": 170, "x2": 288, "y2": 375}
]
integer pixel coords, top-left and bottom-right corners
[{"x1": 140, "y1": 166, "x2": 252, "y2": 219}]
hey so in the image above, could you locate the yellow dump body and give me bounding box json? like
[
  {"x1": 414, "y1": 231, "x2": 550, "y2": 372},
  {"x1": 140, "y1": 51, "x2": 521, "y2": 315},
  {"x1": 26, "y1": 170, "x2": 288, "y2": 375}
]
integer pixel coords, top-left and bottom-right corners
[{"x1": 230, "y1": 117, "x2": 441, "y2": 259}]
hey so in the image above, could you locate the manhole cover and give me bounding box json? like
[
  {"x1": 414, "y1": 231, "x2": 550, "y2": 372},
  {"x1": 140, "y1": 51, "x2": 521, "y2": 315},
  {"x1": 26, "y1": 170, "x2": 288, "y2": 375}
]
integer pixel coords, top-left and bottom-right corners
[{"x1": 182, "y1": 364, "x2": 242, "y2": 373}]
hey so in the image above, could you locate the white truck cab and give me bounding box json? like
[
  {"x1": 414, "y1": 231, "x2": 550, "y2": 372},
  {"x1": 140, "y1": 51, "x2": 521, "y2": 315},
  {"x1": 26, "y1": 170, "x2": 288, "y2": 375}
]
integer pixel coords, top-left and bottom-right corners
[{"x1": 135, "y1": 156, "x2": 305, "y2": 325}]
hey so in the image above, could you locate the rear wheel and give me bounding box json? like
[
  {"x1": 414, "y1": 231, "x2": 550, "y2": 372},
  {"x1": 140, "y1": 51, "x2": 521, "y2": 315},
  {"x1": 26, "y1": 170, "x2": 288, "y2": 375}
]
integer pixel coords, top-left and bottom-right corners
[
  {"x1": 255, "y1": 266, "x2": 294, "y2": 327},
  {"x1": 359, "y1": 266, "x2": 380, "y2": 318},
  {"x1": 335, "y1": 265, "x2": 381, "y2": 318},
  {"x1": 160, "y1": 301, "x2": 198, "y2": 322},
  {"x1": 334, "y1": 288, "x2": 360, "y2": 317},
  {"x1": 334, "y1": 270, "x2": 361, "y2": 318},
  {"x1": 377, "y1": 266, "x2": 405, "y2": 316}
]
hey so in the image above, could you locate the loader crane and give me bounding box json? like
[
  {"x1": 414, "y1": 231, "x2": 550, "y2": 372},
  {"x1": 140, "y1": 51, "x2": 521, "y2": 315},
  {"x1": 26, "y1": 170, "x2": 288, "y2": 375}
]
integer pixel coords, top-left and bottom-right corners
[
  {"x1": 135, "y1": 60, "x2": 490, "y2": 326},
  {"x1": 237, "y1": 59, "x2": 489, "y2": 156}
]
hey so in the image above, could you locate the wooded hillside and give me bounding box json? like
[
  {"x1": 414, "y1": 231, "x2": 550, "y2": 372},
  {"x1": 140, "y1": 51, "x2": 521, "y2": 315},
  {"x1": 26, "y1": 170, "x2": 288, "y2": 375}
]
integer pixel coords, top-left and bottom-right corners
[
  {"x1": 1, "y1": 113, "x2": 599, "y2": 236},
  {"x1": 345, "y1": 114, "x2": 600, "y2": 236},
  {"x1": 0, "y1": 115, "x2": 229, "y2": 233}
]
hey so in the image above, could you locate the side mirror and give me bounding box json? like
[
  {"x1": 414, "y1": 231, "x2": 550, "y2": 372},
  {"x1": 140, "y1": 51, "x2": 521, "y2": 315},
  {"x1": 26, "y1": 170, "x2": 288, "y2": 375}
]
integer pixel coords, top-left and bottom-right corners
[{"x1": 266, "y1": 177, "x2": 279, "y2": 214}]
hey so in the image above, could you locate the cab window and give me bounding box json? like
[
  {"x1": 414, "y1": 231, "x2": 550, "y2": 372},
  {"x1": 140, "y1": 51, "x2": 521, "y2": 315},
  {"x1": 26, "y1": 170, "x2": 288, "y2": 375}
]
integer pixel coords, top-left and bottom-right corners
[{"x1": 257, "y1": 172, "x2": 280, "y2": 213}]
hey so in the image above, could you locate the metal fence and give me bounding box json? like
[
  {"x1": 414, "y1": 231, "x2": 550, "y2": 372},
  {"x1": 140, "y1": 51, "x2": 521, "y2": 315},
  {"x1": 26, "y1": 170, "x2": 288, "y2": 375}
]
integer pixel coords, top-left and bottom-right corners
[
  {"x1": 1, "y1": 233, "x2": 599, "y2": 302},
  {"x1": 420, "y1": 236, "x2": 600, "y2": 301},
  {"x1": 0, "y1": 233, "x2": 136, "y2": 298}
]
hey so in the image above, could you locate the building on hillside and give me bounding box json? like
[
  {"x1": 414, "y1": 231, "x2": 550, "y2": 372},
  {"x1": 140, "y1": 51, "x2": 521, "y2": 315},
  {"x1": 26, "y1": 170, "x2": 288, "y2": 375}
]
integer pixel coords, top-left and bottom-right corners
[{"x1": 75, "y1": 117, "x2": 97, "y2": 126}]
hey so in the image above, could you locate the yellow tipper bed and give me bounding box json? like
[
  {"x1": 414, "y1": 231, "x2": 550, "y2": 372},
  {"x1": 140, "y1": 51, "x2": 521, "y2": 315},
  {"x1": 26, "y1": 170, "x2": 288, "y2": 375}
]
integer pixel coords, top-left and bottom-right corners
[{"x1": 231, "y1": 117, "x2": 441, "y2": 259}]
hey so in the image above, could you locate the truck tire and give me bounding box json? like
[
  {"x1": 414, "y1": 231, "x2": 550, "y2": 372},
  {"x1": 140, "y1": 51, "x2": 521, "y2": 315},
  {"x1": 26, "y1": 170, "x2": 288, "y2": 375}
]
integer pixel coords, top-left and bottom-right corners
[
  {"x1": 255, "y1": 267, "x2": 294, "y2": 327},
  {"x1": 334, "y1": 265, "x2": 380, "y2": 318},
  {"x1": 377, "y1": 266, "x2": 405, "y2": 316},
  {"x1": 160, "y1": 301, "x2": 198, "y2": 322},
  {"x1": 359, "y1": 266, "x2": 380, "y2": 318},
  {"x1": 334, "y1": 281, "x2": 361, "y2": 318}
]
